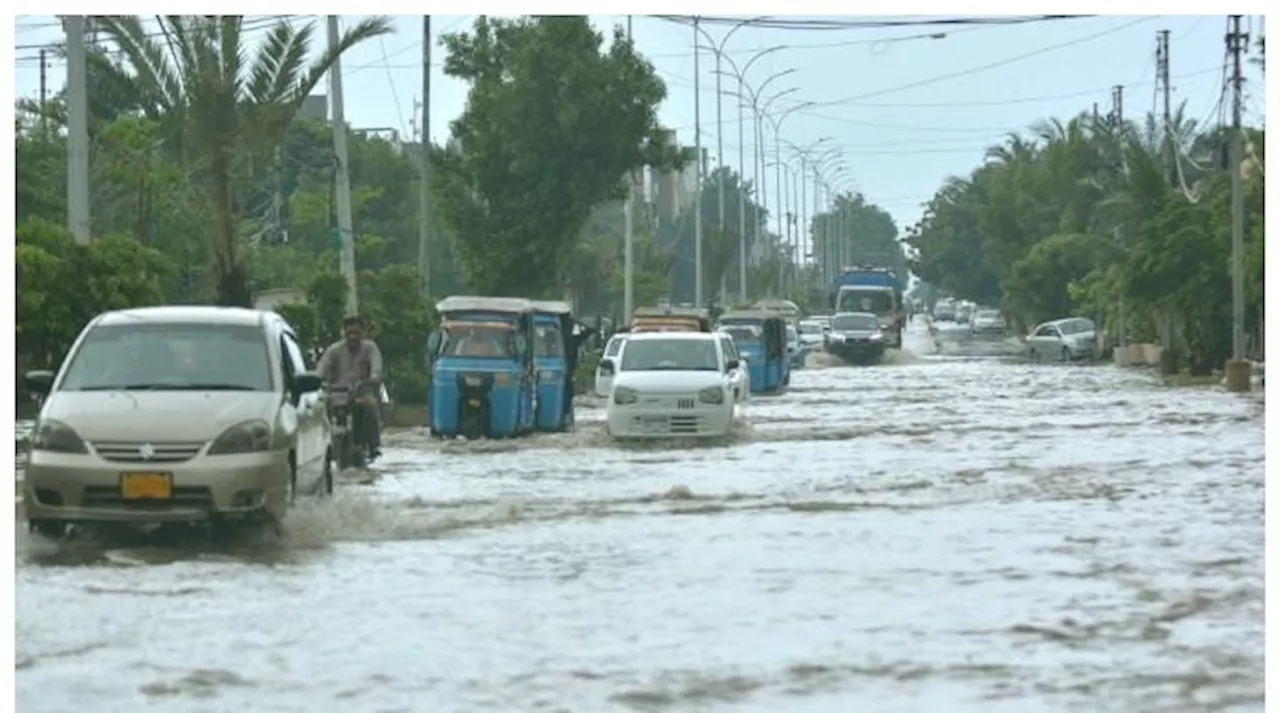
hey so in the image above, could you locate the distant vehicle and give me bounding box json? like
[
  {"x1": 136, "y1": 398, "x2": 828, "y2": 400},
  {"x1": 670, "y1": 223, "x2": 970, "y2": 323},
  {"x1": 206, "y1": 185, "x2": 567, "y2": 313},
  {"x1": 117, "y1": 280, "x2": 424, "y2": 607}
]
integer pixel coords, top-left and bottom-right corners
[
  {"x1": 716, "y1": 311, "x2": 791, "y2": 393},
  {"x1": 970, "y1": 308, "x2": 1006, "y2": 335},
  {"x1": 785, "y1": 324, "x2": 805, "y2": 369},
  {"x1": 529, "y1": 300, "x2": 578, "y2": 433},
  {"x1": 752, "y1": 299, "x2": 802, "y2": 323},
  {"x1": 824, "y1": 311, "x2": 887, "y2": 365},
  {"x1": 21, "y1": 306, "x2": 333, "y2": 539},
  {"x1": 1026, "y1": 317, "x2": 1097, "y2": 362},
  {"x1": 797, "y1": 319, "x2": 827, "y2": 350},
  {"x1": 605, "y1": 332, "x2": 740, "y2": 440},
  {"x1": 934, "y1": 301, "x2": 956, "y2": 321},
  {"x1": 426, "y1": 296, "x2": 538, "y2": 439},
  {"x1": 829, "y1": 266, "x2": 905, "y2": 344},
  {"x1": 630, "y1": 306, "x2": 712, "y2": 334},
  {"x1": 594, "y1": 334, "x2": 628, "y2": 397},
  {"x1": 955, "y1": 302, "x2": 974, "y2": 324}
]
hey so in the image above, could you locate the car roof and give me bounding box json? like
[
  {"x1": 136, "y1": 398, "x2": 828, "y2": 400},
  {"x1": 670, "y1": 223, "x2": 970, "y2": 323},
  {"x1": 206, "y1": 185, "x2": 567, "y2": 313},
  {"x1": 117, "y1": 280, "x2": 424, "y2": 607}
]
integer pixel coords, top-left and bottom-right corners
[
  {"x1": 437, "y1": 295, "x2": 534, "y2": 314},
  {"x1": 94, "y1": 306, "x2": 269, "y2": 327},
  {"x1": 626, "y1": 331, "x2": 716, "y2": 341}
]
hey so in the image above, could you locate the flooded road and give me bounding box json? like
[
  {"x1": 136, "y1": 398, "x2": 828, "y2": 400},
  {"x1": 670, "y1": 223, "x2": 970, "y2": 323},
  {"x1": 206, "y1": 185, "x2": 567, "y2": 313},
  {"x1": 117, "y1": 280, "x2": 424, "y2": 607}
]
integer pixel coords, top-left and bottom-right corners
[{"x1": 15, "y1": 320, "x2": 1265, "y2": 713}]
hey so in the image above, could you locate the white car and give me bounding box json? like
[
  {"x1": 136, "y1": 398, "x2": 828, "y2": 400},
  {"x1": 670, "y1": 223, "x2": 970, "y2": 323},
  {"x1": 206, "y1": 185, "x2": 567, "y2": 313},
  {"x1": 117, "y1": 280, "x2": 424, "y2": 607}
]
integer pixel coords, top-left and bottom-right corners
[
  {"x1": 594, "y1": 334, "x2": 628, "y2": 397},
  {"x1": 606, "y1": 332, "x2": 739, "y2": 439},
  {"x1": 713, "y1": 331, "x2": 751, "y2": 402},
  {"x1": 797, "y1": 319, "x2": 827, "y2": 350},
  {"x1": 1026, "y1": 317, "x2": 1097, "y2": 362}
]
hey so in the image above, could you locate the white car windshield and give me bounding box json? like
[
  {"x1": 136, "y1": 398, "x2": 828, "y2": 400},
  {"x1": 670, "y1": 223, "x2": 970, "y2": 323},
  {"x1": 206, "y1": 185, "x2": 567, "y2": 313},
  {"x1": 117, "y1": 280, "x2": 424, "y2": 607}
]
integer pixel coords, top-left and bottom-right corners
[
  {"x1": 798, "y1": 323, "x2": 823, "y2": 335},
  {"x1": 59, "y1": 323, "x2": 273, "y2": 392},
  {"x1": 832, "y1": 314, "x2": 880, "y2": 331},
  {"x1": 620, "y1": 339, "x2": 720, "y2": 372},
  {"x1": 977, "y1": 310, "x2": 1001, "y2": 319},
  {"x1": 1058, "y1": 318, "x2": 1095, "y2": 335}
]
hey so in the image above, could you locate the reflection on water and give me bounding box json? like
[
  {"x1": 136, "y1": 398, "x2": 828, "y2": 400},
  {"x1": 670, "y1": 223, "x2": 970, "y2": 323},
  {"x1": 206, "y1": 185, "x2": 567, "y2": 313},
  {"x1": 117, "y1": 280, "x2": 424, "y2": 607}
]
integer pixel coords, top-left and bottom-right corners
[{"x1": 16, "y1": 324, "x2": 1264, "y2": 713}]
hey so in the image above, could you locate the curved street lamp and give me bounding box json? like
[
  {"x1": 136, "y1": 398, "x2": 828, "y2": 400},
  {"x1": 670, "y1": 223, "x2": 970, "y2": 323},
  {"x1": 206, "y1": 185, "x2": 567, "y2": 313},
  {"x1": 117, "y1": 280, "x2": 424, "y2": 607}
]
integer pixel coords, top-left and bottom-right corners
[
  {"x1": 765, "y1": 159, "x2": 799, "y2": 297},
  {"x1": 691, "y1": 15, "x2": 764, "y2": 306},
  {"x1": 763, "y1": 101, "x2": 813, "y2": 280},
  {"x1": 781, "y1": 137, "x2": 835, "y2": 282}
]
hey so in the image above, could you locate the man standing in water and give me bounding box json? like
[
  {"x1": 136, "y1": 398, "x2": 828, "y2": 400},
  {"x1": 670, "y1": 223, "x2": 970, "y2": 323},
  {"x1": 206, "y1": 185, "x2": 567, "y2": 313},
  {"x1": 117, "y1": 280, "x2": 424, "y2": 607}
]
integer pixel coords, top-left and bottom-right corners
[{"x1": 317, "y1": 315, "x2": 385, "y2": 463}]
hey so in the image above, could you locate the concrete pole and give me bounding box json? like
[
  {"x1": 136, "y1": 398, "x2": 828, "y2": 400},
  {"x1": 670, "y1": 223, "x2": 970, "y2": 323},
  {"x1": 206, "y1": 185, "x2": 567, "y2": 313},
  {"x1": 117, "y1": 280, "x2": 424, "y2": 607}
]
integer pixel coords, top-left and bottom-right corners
[
  {"x1": 736, "y1": 77, "x2": 748, "y2": 304},
  {"x1": 715, "y1": 52, "x2": 727, "y2": 304},
  {"x1": 63, "y1": 16, "x2": 91, "y2": 245},
  {"x1": 328, "y1": 16, "x2": 358, "y2": 316},
  {"x1": 1225, "y1": 15, "x2": 1250, "y2": 391},
  {"x1": 418, "y1": 16, "x2": 432, "y2": 295},
  {"x1": 623, "y1": 15, "x2": 635, "y2": 322},
  {"x1": 692, "y1": 18, "x2": 703, "y2": 308}
]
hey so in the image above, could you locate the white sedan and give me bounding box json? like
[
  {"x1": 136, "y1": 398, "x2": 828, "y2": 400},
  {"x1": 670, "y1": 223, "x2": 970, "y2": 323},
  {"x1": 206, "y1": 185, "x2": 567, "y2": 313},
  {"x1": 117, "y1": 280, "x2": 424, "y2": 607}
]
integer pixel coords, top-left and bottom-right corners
[{"x1": 606, "y1": 332, "x2": 738, "y2": 439}]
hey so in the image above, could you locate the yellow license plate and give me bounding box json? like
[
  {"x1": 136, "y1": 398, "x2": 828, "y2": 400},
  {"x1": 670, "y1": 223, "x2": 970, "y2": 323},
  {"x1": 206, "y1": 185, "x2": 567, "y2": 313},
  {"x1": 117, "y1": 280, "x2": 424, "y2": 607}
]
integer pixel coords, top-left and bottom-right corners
[
  {"x1": 468, "y1": 398, "x2": 482, "y2": 407},
  {"x1": 120, "y1": 472, "x2": 173, "y2": 499}
]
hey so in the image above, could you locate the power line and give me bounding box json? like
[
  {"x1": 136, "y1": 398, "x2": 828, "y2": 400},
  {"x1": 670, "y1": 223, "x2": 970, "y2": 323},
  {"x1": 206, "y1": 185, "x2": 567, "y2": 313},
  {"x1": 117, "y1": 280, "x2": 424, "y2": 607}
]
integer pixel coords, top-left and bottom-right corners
[
  {"x1": 13, "y1": 15, "x2": 295, "y2": 53},
  {"x1": 656, "y1": 15, "x2": 1097, "y2": 31},
  {"x1": 811, "y1": 16, "x2": 1157, "y2": 108}
]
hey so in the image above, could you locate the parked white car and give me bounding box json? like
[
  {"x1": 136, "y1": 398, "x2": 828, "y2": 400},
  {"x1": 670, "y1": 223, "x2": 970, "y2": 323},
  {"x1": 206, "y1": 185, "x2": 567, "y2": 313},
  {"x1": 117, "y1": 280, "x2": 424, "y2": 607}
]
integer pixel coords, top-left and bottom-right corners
[
  {"x1": 1026, "y1": 317, "x2": 1097, "y2": 362},
  {"x1": 606, "y1": 332, "x2": 739, "y2": 439},
  {"x1": 969, "y1": 308, "x2": 1006, "y2": 335},
  {"x1": 594, "y1": 334, "x2": 628, "y2": 397},
  {"x1": 797, "y1": 319, "x2": 827, "y2": 350}
]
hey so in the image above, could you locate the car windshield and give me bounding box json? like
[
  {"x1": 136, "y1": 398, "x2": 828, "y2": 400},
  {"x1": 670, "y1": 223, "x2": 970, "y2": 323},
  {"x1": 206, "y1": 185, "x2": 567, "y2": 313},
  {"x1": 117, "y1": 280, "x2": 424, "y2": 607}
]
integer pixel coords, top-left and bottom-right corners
[
  {"x1": 836, "y1": 290, "x2": 894, "y2": 314},
  {"x1": 604, "y1": 336, "x2": 626, "y2": 357},
  {"x1": 59, "y1": 323, "x2": 273, "y2": 392},
  {"x1": 718, "y1": 325, "x2": 762, "y2": 345},
  {"x1": 799, "y1": 322, "x2": 823, "y2": 335},
  {"x1": 786, "y1": 326, "x2": 798, "y2": 342},
  {"x1": 443, "y1": 322, "x2": 515, "y2": 358},
  {"x1": 977, "y1": 310, "x2": 1001, "y2": 319},
  {"x1": 832, "y1": 314, "x2": 880, "y2": 331},
  {"x1": 534, "y1": 324, "x2": 564, "y2": 357},
  {"x1": 620, "y1": 339, "x2": 720, "y2": 372},
  {"x1": 1058, "y1": 318, "x2": 1095, "y2": 335}
]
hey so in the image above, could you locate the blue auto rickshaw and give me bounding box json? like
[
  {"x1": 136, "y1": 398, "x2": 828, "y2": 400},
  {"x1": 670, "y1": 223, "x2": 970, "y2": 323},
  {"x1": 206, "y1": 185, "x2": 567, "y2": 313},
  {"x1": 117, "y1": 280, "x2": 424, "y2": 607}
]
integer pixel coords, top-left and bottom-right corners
[
  {"x1": 716, "y1": 311, "x2": 790, "y2": 394},
  {"x1": 426, "y1": 296, "x2": 538, "y2": 438},
  {"x1": 529, "y1": 300, "x2": 576, "y2": 432}
]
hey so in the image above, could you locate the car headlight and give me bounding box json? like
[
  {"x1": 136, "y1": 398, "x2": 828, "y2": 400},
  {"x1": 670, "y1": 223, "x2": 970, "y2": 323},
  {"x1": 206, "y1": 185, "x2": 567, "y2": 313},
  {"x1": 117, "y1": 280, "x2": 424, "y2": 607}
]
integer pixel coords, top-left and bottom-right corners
[
  {"x1": 829, "y1": 333, "x2": 845, "y2": 342},
  {"x1": 698, "y1": 386, "x2": 725, "y2": 404},
  {"x1": 613, "y1": 386, "x2": 639, "y2": 405},
  {"x1": 31, "y1": 419, "x2": 88, "y2": 454},
  {"x1": 869, "y1": 333, "x2": 883, "y2": 341},
  {"x1": 207, "y1": 420, "x2": 272, "y2": 455}
]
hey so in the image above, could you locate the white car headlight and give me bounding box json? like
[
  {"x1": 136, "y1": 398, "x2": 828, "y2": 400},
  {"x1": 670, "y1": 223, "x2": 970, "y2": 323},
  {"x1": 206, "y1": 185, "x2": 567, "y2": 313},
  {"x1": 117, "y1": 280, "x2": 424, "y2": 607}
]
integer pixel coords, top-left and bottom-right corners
[
  {"x1": 869, "y1": 333, "x2": 883, "y2": 341},
  {"x1": 698, "y1": 386, "x2": 725, "y2": 404},
  {"x1": 31, "y1": 419, "x2": 89, "y2": 454},
  {"x1": 613, "y1": 386, "x2": 639, "y2": 405}
]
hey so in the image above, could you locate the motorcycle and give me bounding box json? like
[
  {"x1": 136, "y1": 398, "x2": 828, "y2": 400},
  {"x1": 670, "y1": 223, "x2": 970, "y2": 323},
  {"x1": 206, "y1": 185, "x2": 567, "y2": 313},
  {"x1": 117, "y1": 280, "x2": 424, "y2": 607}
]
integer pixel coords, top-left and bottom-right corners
[{"x1": 326, "y1": 381, "x2": 375, "y2": 470}]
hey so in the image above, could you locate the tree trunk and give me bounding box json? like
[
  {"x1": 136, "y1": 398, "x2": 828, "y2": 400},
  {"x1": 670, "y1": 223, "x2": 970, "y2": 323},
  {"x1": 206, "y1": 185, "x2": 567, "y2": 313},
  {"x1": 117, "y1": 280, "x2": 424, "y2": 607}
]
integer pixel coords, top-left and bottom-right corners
[{"x1": 209, "y1": 154, "x2": 251, "y2": 307}]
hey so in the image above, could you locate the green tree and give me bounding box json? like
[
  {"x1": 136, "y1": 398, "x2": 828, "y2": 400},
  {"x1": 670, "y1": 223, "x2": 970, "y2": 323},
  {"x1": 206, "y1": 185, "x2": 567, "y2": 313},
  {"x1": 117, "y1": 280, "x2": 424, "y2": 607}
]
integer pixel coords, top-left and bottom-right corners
[
  {"x1": 435, "y1": 16, "x2": 683, "y2": 296},
  {"x1": 93, "y1": 15, "x2": 393, "y2": 307}
]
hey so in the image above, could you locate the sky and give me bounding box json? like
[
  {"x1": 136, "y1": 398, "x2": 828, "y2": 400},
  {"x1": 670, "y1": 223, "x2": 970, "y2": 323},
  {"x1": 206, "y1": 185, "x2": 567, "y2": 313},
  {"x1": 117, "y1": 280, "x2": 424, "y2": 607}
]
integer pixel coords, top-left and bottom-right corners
[{"x1": 12, "y1": 14, "x2": 1267, "y2": 235}]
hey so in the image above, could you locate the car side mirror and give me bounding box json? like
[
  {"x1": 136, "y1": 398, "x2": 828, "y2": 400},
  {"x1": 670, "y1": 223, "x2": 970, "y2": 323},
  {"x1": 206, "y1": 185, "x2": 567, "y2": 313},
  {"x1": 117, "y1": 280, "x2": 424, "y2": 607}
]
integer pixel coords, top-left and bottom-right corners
[
  {"x1": 24, "y1": 370, "x2": 54, "y2": 395},
  {"x1": 598, "y1": 358, "x2": 615, "y2": 375},
  {"x1": 292, "y1": 372, "x2": 323, "y2": 394},
  {"x1": 426, "y1": 331, "x2": 442, "y2": 355},
  {"x1": 726, "y1": 359, "x2": 740, "y2": 370}
]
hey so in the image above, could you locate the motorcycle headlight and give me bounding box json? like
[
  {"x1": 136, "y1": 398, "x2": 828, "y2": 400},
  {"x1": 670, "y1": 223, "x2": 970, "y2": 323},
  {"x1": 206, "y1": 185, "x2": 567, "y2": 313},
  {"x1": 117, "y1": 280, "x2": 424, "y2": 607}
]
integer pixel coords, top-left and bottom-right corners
[
  {"x1": 207, "y1": 420, "x2": 272, "y2": 455},
  {"x1": 31, "y1": 419, "x2": 88, "y2": 454},
  {"x1": 698, "y1": 386, "x2": 725, "y2": 404},
  {"x1": 613, "y1": 386, "x2": 639, "y2": 405}
]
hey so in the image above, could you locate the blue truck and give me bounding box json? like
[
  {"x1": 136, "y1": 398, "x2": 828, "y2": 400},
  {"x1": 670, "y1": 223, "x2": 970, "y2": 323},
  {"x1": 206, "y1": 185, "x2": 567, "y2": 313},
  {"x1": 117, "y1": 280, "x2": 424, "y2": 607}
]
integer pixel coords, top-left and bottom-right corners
[{"x1": 828, "y1": 266, "x2": 906, "y2": 348}]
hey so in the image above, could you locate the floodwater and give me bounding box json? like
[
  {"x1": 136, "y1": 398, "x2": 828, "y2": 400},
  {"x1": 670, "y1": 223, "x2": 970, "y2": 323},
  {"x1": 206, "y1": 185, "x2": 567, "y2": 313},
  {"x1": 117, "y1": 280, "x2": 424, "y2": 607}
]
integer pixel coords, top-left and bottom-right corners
[{"x1": 15, "y1": 320, "x2": 1265, "y2": 713}]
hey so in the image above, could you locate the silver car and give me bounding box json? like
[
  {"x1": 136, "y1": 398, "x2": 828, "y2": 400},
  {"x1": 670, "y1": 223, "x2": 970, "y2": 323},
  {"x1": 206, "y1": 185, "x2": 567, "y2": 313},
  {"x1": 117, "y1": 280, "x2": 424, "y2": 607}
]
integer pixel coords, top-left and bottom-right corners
[
  {"x1": 1026, "y1": 317, "x2": 1097, "y2": 362},
  {"x1": 22, "y1": 306, "x2": 333, "y2": 537}
]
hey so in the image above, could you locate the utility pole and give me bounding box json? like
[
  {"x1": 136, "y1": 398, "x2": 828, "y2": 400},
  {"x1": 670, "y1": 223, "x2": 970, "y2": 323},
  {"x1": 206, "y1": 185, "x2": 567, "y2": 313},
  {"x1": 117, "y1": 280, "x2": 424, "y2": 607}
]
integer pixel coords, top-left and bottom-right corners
[
  {"x1": 418, "y1": 16, "x2": 433, "y2": 296},
  {"x1": 798, "y1": 153, "x2": 808, "y2": 295},
  {"x1": 1224, "y1": 14, "x2": 1251, "y2": 391},
  {"x1": 1111, "y1": 84, "x2": 1126, "y2": 354},
  {"x1": 328, "y1": 16, "x2": 358, "y2": 316},
  {"x1": 38, "y1": 48, "x2": 47, "y2": 135},
  {"x1": 1156, "y1": 29, "x2": 1174, "y2": 360},
  {"x1": 714, "y1": 43, "x2": 726, "y2": 306},
  {"x1": 692, "y1": 17, "x2": 703, "y2": 308},
  {"x1": 63, "y1": 16, "x2": 90, "y2": 245},
  {"x1": 623, "y1": 15, "x2": 635, "y2": 323},
  {"x1": 735, "y1": 75, "x2": 747, "y2": 304}
]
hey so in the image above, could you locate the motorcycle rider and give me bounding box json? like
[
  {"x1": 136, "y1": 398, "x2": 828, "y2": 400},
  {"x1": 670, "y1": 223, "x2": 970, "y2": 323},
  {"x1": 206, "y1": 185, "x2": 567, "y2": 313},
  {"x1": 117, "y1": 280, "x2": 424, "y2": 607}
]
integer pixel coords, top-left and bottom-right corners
[{"x1": 316, "y1": 315, "x2": 384, "y2": 462}]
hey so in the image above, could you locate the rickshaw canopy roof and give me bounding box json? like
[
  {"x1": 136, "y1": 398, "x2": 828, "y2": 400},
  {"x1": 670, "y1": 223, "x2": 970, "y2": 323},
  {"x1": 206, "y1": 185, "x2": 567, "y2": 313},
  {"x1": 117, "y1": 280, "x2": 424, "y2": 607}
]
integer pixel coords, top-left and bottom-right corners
[
  {"x1": 633, "y1": 306, "x2": 709, "y2": 320},
  {"x1": 529, "y1": 299, "x2": 573, "y2": 316},
  {"x1": 436, "y1": 296, "x2": 534, "y2": 315},
  {"x1": 718, "y1": 310, "x2": 784, "y2": 324}
]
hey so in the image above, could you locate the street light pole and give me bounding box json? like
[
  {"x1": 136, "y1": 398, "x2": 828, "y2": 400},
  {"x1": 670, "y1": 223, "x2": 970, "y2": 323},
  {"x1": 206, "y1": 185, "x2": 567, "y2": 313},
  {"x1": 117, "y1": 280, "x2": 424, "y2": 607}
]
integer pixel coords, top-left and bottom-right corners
[{"x1": 692, "y1": 17, "x2": 703, "y2": 307}]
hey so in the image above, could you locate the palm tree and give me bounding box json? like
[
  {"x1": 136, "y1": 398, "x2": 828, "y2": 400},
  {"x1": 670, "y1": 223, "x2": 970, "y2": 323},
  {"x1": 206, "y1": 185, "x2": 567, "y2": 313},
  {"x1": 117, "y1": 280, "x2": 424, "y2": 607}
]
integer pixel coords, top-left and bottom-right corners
[{"x1": 92, "y1": 15, "x2": 393, "y2": 306}]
